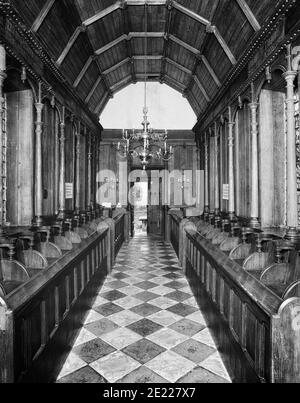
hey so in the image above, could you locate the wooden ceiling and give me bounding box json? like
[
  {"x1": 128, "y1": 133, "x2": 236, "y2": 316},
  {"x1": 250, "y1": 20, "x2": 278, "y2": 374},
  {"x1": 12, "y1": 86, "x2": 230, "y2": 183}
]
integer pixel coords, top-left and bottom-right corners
[{"x1": 10, "y1": 0, "x2": 279, "y2": 118}]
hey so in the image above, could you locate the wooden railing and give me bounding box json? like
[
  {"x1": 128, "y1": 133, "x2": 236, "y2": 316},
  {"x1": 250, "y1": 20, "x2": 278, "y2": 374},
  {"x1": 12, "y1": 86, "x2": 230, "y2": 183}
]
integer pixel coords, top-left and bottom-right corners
[
  {"x1": 0, "y1": 212, "x2": 127, "y2": 383},
  {"x1": 114, "y1": 213, "x2": 125, "y2": 258},
  {"x1": 169, "y1": 213, "x2": 181, "y2": 257},
  {"x1": 184, "y1": 227, "x2": 300, "y2": 383}
]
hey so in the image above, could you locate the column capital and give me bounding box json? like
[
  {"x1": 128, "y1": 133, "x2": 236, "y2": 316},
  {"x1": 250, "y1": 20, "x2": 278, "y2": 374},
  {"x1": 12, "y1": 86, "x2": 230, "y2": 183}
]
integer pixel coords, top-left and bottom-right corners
[
  {"x1": 283, "y1": 70, "x2": 298, "y2": 81},
  {"x1": 35, "y1": 102, "x2": 44, "y2": 111},
  {"x1": 249, "y1": 102, "x2": 258, "y2": 110}
]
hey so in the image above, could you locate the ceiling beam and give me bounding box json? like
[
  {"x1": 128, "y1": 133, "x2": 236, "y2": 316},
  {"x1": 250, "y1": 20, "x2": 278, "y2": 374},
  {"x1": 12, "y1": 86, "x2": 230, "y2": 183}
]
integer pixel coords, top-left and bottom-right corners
[
  {"x1": 163, "y1": 75, "x2": 186, "y2": 93},
  {"x1": 165, "y1": 57, "x2": 193, "y2": 75},
  {"x1": 172, "y1": 1, "x2": 210, "y2": 26},
  {"x1": 85, "y1": 76, "x2": 102, "y2": 104},
  {"x1": 102, "y1": 58, "x2": 131, "y2": 75},
  {"x1": 201, "y1": 55, "x2": 221, "y2": 87},
  {"x1": 110, "y1": 75, "x2": 132, "y2": 94},
  {"x1": 128, "y1": 32, "x2": 165, "y2": 39},
  {"x1": 57, "y1": 26, "x2": 86, "y2": 66},
  {"x1": 73, "y1": 57, "x2": 94, "y2": 88},
  {"x1": 161, "y1": 0, "x2": 173, "y2": 82},
  {"x1": 207, "y1": 26, "x2": 237, "y2": 65},
  {"x1": 121, "y1": 2, "x2": 136, "y2": 82},
  {"x1": 134, "y1": 55, "x2": 163, "y2": 61},
  {"x1": 235, "y1": 0, "x2": 261, "y2": 31},
  {"x1": 136, "y1": 73, "x2": 161, "y2": 78},
  {"x1": 31, "y1": 0, "x2": 56, "y2": 32},
  {"x1": 82, "y1": 2, "x2": 121, "y2": 27},
  {"x1": 95, "y1": 35, "x2": 128, "y2": 56},
  {"x1": 126, "y1": 0, "x2": 167, "y2": 5},
  {"x1": 193, "y1": 76, "x2": 210, "y2": 102},
  {"x1": 168, "y1": 34, "x2": 200, "y2": 55},
  {"x1": 94, "y1": 92, "x2": 111, "y2": 115}
]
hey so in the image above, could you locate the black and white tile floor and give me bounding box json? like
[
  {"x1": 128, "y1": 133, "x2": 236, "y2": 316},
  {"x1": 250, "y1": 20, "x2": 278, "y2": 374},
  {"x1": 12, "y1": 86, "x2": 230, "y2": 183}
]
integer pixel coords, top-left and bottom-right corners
[{"x1": 56, "y1": 235, "x2": 232, "y2": 383}]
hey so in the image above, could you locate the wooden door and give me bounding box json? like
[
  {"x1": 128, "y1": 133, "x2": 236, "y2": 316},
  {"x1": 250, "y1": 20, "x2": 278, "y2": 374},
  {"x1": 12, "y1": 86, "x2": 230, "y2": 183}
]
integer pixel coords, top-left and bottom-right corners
[{"x1": 148, "y1": 173, "x2": 164, "y2": 236}]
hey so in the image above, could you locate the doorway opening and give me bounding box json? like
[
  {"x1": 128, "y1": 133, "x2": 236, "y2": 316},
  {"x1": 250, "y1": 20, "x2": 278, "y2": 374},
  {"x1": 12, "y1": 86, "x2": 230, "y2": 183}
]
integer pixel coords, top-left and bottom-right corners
[{"x1": 129, "y1": 169, "x2": 165, "y2": 237}]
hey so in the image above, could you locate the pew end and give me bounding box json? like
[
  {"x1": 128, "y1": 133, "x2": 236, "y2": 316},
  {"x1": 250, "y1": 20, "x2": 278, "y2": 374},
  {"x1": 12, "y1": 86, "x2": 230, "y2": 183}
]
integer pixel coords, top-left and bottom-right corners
[
  {"x1": 283, "y1": 281, "x2": 300, "y2": 300},
  {"x1": 272, "y1": 298, "x2": 300, "y2": 383}
]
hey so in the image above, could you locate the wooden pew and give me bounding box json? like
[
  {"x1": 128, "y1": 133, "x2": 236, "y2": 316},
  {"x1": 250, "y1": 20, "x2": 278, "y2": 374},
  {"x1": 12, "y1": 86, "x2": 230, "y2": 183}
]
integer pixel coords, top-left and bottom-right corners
[
  {"x1": 212, "y1": 219, "x2": 231, "y2": 245},
  {"x1": 243, "y1": 237, "x2": 294, "y2": 279},
  {"x1": 52, "y1": 223, "x2": 73, "y2": 251},
  {"x1": 73, "y1": 215, "x2": 89, "y2": 239},
  {"x1": 16, "y1": 235, "x2": 48, "y2": 278},
  {"x1": 0, "y1": 244, "x2": 30, "y2": 295},
  {"x1": 184, "y1": 227, "x2": 300, "y2": 383},
  {"x1": 64, "y1": 219, "x2": 82, "y2": 244},
  {"x1": 229, "y1": 228, "x2": 257, "y2": 265},
  {"x1": 260, "y1": 250, "x2": 300, "y2": 298},
  {"x1": 35, "y1": 227, "x2": 63, "y2": 260}
]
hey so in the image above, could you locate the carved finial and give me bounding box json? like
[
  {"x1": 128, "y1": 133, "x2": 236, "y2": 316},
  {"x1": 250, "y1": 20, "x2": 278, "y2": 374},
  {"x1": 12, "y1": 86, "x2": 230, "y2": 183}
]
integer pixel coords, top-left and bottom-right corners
[
  {"x1": 238, "y1": 96, "x2": 243, "y2": 109},
  {"x1": 265, "y1": 66, "x2": 272, "y2": 83}
]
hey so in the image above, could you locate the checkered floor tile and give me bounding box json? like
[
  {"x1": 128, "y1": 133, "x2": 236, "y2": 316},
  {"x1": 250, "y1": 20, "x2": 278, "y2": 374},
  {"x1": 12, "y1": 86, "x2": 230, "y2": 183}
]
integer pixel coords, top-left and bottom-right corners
[{"x1": 56, "y1": 234, "x2": 232, "y2": 384}]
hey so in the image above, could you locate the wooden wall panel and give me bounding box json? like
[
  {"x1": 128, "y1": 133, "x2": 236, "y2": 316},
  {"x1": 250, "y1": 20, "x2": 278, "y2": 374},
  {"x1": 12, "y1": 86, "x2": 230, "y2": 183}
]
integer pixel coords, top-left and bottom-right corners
[{"x1": 6, "y1": 90, "x2": 34, "y2": 226}]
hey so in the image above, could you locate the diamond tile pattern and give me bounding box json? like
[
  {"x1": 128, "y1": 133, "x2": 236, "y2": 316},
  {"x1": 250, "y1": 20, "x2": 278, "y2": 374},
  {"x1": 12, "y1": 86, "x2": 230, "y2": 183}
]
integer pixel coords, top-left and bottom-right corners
[{"x1": 56, "y1": 235, "x2": 231, "y2": 383}]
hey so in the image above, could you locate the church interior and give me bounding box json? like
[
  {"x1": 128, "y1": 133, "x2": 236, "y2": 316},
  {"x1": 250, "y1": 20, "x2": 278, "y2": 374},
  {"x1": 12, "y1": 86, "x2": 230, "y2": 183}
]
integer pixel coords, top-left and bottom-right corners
[{"x1": 1, "y1": 0, "x2": 300, "y2": 384}]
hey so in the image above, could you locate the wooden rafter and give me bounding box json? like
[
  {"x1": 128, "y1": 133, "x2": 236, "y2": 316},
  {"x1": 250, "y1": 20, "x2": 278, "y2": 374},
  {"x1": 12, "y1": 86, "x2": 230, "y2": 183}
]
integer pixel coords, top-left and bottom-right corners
[
  {"x1": 57, "y1": 26, "x2": 86, "y2": 66},
  {"x1": 31, "y1": 0, "x2": 56, "y2": 32},
  {"x1": 85, "y1": 76, "x2": 102, "y2": 104},
  {"x1": 161, "y1": 1, "x2": 173, "y2": 81},
  {"x1": 95, "y1": 35, "x2": 128, "y2": 56},
  {"x1": 165, "y1": 57, "x2": 193, "y2": 75},
  {"x1": 235, "y1": 0, "x2": 261, "y2": 31},
  {"x1": 163, "y1": 75, "x2": 186, "y2": 93},
  {"x1": 169, "y1": 34, "x2": 200, "y2": 55},
  {"x1": 172, "y1": 1, "x2": 210, "y2": 26},
  {"x1": 94, "y1": 92, "x2": 110, "y2": 115},
  {"x1": 193, "y1": 76, "x2": 210, "y2": 102},
  {"x1": 73, "y1": 57, "x2": 94, "y2": 88},
  {"x1": 82, "y1": 2, "x2": 121, "y2": 27},
  {"x1": 102, "y1": 58, "x2": 131, "y2": 75},
  {"x1": 207, "y1": 26, "x2": 237, "y2": 65},
  {"x1": 201, "y1": 55, "x2": 221, "y2": 87}
]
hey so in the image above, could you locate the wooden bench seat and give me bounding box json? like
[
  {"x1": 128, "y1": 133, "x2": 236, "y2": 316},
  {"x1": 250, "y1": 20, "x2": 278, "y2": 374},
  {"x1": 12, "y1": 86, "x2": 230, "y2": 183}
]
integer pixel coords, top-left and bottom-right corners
[{"x1": 260, "y1": 251, "x2": 300, "y2": 299}]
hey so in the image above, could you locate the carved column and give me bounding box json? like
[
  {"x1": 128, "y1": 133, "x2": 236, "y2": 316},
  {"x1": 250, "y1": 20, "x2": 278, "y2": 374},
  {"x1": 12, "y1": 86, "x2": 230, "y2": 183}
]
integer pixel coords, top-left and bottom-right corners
[
  {"x1": 75, "y1": 121, "x2": 81, "y2": 214},
  {"x1": 0, "y1": 45, "x2": 6, "y2": 236},
  {"x1": 214, "y1": 122, "x2": 220, "y2": 219},
  {"x1": 283, "y1": 66, "x2": 298, "y2": 240},
  {"x1": 204, "y1": 132, "x2": 210, "y2": 220},
  {"x1": 249, "y1": 88, "x2": 260, "y2": 228},
  {"x1": 228, "y1": 106, "x2": 236, "y2": 221},
  {"x1": 33, "y1": 83, "x2": 44, "y2": 227},
  {"x1": 58, "y1": 106, "x2": 66, "y2": 220}
]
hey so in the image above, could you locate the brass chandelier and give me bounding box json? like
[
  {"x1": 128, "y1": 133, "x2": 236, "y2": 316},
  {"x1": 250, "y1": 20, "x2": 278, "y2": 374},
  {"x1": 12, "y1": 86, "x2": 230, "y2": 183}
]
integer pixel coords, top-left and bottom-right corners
[{"x1": 117, "y1": 4, "x2": 173, "y2": 170}]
